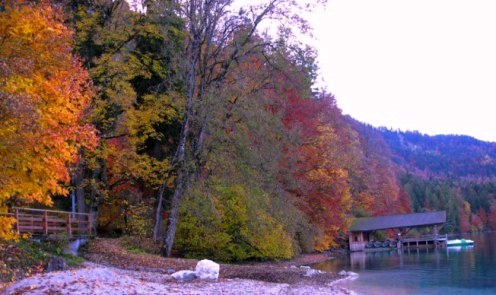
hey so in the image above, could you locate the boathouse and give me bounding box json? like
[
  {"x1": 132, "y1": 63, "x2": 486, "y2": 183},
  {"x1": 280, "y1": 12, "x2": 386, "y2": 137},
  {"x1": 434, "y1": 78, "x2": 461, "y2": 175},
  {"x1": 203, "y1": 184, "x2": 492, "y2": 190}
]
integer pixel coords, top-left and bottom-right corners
[{"x1": 348, "y1": 211, "x2": 446, "y2": 252}]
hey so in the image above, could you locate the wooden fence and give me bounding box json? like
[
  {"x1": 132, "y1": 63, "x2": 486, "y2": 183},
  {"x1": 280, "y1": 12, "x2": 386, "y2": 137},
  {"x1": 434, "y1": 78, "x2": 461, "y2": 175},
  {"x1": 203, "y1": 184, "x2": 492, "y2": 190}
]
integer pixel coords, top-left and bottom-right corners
[{"x1": 0, "y1": 207, "x2": 95, "y2": 237}]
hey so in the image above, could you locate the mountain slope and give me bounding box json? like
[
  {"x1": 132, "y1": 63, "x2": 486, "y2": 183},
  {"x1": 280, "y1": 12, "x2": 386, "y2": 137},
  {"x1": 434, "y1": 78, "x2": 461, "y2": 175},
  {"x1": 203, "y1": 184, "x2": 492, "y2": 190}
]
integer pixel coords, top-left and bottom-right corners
[{"x1": 346, "y1": 118, "x2": 496, "y2": 232}]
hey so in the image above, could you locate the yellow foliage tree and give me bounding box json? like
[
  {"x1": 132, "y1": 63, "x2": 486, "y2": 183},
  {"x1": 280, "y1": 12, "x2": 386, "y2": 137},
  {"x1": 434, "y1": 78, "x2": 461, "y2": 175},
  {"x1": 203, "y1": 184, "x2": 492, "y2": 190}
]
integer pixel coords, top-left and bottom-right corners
[{"x1": 0, "y1": 0, "x2": 96, "y2": 239}]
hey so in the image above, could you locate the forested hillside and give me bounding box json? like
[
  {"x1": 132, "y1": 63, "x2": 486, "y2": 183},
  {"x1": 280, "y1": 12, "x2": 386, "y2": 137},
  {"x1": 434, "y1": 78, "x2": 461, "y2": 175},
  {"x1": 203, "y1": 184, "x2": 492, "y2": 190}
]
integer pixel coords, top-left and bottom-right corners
[
  {"x1": 1, "y1": 0, "x2": 493, "y2": 261},
  {"x1": 381, "y1": 129, "x2": 496, "y2": 178},
  {"x1": 348, "y1": 120, "x2": 496, "y2": 233}
]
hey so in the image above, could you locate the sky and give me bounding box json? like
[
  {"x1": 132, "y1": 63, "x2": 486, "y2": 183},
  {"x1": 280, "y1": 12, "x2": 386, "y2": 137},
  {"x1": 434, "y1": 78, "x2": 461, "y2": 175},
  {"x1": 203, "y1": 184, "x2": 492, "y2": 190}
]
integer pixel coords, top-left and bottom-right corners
[{"x1": 306, "y1": 0, "x2": 496, "y2": 142}]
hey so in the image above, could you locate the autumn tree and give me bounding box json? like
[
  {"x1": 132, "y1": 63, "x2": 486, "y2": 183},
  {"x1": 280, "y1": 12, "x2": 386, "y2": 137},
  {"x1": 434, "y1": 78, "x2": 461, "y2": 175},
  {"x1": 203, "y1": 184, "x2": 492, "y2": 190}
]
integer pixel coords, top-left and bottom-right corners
[
  {"x1": 162, "y1": 0, "x2": 327, "y2": 257},
  {"x1": 0, "y1": 0, "x2": 96, "y2": 238},
  {"x1": 67, "y1": 0, "x2": 184, "y2": 234}
]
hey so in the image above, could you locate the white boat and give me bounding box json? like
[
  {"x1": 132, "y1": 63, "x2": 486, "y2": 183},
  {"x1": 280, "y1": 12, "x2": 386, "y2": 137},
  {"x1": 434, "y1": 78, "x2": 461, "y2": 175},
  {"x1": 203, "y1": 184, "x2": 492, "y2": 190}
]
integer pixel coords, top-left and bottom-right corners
[{"x1": 447, "y1": 239, "x2": 474, "y2": 246}]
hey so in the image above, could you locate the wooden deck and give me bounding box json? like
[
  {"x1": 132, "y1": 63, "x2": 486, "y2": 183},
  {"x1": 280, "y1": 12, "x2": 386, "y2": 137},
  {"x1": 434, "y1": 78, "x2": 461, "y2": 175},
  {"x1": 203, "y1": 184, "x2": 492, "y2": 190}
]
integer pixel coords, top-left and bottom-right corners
[{"x1": 0, "y1": 207, "x2": 95, "y2": 237}]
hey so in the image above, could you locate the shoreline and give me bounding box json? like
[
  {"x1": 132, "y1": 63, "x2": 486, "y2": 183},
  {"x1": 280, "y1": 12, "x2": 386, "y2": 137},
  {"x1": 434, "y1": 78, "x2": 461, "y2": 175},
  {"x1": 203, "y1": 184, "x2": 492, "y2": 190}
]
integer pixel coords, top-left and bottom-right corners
[
  {"x1": 3, "y1": 261, "x2": 356, "y2": 295},
  {"x1": 2, "y1": 238, "x2": 357, "y2": 294}
]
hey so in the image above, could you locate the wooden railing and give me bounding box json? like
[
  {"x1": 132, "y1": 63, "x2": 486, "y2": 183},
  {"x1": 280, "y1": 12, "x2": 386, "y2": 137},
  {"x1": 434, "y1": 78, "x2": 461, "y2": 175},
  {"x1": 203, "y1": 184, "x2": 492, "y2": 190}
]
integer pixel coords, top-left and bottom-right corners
[{"x1": 0, "y1": 207, "x2": 95, "y2": 237}]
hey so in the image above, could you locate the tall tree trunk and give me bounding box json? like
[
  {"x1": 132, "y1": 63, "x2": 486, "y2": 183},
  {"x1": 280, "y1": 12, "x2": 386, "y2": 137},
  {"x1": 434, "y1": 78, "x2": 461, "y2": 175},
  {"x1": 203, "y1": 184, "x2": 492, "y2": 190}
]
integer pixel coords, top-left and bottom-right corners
[
  {"x1": 153, "y1": 183, "x2": 167, "y2": 239},
  {"x1": 163, "y1": 176, "x2": 184, "y2": 256},
  {"x1": 162, "y1": 9, "x2": 199, "y2": 255},
  {"x1": 162, "y1": 110, "x2": 191, "y2": 256},
  {"x1": 74, "y1": 164, "x2": 86, "y2": 219},
  {"x1": 89, "y1": 158, "x2": 108, "y2": 230}
]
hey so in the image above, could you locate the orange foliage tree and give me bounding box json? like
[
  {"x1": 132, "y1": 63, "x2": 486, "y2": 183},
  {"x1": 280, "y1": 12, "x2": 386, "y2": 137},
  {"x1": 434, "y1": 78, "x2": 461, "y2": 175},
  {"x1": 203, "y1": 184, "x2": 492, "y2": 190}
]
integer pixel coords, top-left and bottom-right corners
[
  {"x1": 0, "y1": 0, "x2": 96, "y2": 238},
  {"x1": 281, "y1": 89, "x2": 358, "y2": 250}
]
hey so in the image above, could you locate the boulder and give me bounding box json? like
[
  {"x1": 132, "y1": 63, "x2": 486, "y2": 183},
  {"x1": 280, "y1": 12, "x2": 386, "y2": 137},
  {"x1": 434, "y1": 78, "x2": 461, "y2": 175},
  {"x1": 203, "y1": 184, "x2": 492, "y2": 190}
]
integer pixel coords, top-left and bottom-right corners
[
  {"x1": 195, "y1": 259, "x2": 220, "y2": 280},
  {"x1": 338, "y1": 270, "x2": 359, "y2": 277},
  {"x1": 46, "y1": 256, "x2": 67, "y2": 272},
  {"x1": 304, "y1": 268, "x2": 323, "y2": 277},
  {"x1": 171, "y1": 270, "x2": 197, "y2": 280}
]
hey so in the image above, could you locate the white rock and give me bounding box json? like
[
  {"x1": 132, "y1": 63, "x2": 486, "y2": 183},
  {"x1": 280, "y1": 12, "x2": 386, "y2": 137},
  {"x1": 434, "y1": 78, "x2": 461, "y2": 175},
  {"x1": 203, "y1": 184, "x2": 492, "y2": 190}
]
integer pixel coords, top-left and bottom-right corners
[
  {"x1": 171, "y1": 270, "x2": 197, "y2": 280},
  {"x1": 195, "y1": 259, "x2": 220, "y2": 280},
  {"x1": 304, "y1": 268, "x2": 323, "y2": 277},
  {"x1": 338, "y1": 270, "x2": 359, "y2": 277}
]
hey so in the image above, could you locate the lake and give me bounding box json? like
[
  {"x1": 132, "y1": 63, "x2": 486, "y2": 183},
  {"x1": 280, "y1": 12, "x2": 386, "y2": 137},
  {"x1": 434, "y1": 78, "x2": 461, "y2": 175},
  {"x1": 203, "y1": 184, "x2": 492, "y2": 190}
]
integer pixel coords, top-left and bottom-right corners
[{"x1": 313, "y1": 232, "x2": 496, "y2": 294}]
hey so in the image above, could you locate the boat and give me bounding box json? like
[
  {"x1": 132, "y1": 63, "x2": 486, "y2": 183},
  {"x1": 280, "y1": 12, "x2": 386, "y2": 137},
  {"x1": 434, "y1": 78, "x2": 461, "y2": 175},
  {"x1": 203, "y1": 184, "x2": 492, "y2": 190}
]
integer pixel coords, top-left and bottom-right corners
[{"x1": 447, "y1": 239, "x2": 474, "y2": 246}]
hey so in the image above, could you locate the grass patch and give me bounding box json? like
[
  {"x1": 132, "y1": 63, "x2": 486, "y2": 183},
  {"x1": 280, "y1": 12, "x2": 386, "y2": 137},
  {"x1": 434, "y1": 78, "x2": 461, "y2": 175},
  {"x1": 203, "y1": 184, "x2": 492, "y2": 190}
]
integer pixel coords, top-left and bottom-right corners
[
  {"x1": 0, "y1": 237, "x2": 85, "y2": 284},
  {"x1": 120, "y1": 236, "x2": 162, "y2": 255}
]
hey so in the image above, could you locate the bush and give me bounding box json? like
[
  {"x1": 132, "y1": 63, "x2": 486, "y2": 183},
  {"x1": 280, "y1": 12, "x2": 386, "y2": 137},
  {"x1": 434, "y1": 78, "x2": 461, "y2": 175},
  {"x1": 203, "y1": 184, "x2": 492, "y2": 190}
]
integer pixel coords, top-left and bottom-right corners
[{"x1": 175, "y1": 183, "x2": 294, "y2": 262}]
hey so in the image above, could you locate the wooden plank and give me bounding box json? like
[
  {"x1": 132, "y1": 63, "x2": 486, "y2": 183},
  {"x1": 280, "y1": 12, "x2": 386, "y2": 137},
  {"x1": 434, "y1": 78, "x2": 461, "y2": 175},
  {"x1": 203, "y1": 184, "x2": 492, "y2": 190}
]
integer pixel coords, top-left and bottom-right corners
[
  {"x1": 19, "y1": 226, "x2": 43, "y2": 233},
  {"x1": 18, "y1": 226, "x2": 44, "y2": 230},
  {"x1": 13, "y1": 207, "x2": 91, "y2": 217},
  {"x1": 47, "y1": 226, "x2": 72, "y2": 231},
  {"x1": 18, "y1": 218, "x2": 66, "y2": 224},
  {"x1": 18, "y1": 216, "x2": 43, "y2": 221}
]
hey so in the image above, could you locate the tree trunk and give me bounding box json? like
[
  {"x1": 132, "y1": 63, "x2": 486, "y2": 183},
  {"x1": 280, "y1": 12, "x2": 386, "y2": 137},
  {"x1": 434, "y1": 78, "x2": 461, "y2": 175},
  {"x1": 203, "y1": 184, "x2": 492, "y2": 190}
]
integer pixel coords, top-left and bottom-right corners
[
  {"x1": 162, "y1": 112, "x2": 190, "y2": 256},
  {"x1": 153, "y1": 183, "x2": 166, "y2": 239},
  {"x1": 161, "y1": 15, "x2": 198, "y2": 255},
  {"x1": 74, "y1": 163, "x2": 86, "y2": 218},
  {"x1": 163, "y1": 179, "x2": 183, "y2": 257}
]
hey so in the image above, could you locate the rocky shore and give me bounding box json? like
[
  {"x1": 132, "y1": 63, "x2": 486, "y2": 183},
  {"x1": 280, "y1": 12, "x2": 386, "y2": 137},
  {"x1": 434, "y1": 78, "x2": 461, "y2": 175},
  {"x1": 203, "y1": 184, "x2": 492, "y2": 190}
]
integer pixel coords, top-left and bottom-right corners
[
  {"x1": 2, "y1": 239, "x2": 356, "y2": 294},
  {"x1": 3, "y1": 262, "x2": 354, "y2": 294}
]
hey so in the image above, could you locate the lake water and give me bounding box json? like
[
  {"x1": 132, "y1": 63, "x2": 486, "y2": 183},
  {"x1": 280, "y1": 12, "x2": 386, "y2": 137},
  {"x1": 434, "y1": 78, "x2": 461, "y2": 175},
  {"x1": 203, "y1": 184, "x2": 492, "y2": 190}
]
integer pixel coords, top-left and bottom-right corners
[{"x1": 313, "y1": 232, "x2": 496, "y2": 294}]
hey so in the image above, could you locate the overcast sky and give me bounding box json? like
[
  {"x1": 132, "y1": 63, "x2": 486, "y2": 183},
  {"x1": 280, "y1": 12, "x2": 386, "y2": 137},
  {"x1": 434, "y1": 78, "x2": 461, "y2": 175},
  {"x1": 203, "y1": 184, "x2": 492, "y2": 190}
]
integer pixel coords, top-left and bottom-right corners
[{"x1": 307, "y1": 0, "x2": 496, "y2": 142}]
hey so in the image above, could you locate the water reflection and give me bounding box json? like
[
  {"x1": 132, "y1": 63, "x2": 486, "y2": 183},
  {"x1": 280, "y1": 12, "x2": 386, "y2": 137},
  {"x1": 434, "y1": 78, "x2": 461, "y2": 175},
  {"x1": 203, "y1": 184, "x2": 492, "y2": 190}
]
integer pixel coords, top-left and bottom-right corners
[
  {"x1": 447, "y1": 245, "x2": 474, "y2": 252},
  {"x1": 313, "y1": 232, "x2": 496, "y2": 294}
]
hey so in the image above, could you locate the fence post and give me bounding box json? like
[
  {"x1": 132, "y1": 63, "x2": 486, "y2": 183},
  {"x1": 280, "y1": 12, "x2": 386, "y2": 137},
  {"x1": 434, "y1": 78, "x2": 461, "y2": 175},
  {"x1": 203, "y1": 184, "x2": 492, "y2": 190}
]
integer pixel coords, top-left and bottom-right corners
[
  {"x1": 87, "y1": 213, "x2": 93, "y2": 236},
  {"x1": 43, "y1": 211, "x2": 48, "y2": 235},
  {"x1": 14, "y1": 208, "x2": 19, "y2": 234},
  {"x1": 67, "y1": 213, "x2": 72, "y2": 237}
]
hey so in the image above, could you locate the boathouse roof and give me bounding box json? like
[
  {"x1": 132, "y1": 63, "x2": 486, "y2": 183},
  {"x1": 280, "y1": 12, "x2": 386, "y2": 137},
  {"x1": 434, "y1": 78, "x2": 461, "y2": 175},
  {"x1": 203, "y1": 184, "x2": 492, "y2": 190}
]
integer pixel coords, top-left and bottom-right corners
[{"x1": 349, "y1": 211, "x2": 446, "y2": 232}]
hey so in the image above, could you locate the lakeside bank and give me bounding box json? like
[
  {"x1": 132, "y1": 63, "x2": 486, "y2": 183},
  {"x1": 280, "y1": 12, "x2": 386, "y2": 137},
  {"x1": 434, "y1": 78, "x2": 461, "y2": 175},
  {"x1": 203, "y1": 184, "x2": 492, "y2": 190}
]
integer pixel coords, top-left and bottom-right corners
[{"x1": 2, "y1": 238, "x2": 356, "y2": 294}]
